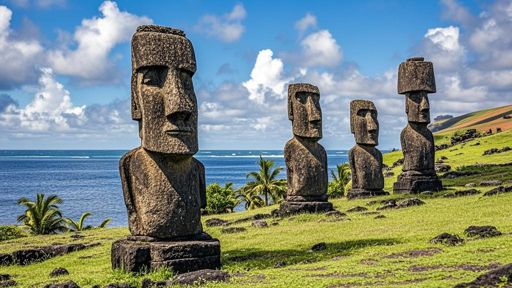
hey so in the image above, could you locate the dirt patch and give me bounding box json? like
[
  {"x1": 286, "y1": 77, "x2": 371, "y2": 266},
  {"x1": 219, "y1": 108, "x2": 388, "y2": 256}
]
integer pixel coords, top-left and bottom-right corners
[
  {"x1": 311, "y1": 272, "x2": 370, "y2": 279},
  {"x1": 360, "y1": 258, "x2": 379, "y2": 265},
  {"x1": 476, "y1": 247, "x2": 496, "y2": 253},
  {"x1": 384, "y1": 247, "x2": 443, "y2": 259},
  {"x1": 454, "y1": 262, "x2": 501, "y2": 272},
  {"x1": 409, "y1": 264, "x2": 444, "y2": 272}
]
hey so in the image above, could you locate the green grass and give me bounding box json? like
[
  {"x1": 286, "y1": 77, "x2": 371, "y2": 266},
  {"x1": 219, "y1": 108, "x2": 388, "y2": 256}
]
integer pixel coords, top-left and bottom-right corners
[{"x1": 1, "y1": 126, "x2": 512, "y2": 287}]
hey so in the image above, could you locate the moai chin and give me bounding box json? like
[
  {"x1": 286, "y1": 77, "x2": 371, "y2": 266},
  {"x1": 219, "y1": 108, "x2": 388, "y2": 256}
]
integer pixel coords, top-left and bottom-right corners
[
  {"x1": 111, "y1": 25, "x2": 221, "y2": 274},
  {"x1": 393, "y1": 57, "x2": 443, "y2": 194},
  {"x1": 272, "y1": 83, "x2": 334, "y2": 216},
  {"x1": 347, "y1": 100, "x2": 389, "y2": 199}
]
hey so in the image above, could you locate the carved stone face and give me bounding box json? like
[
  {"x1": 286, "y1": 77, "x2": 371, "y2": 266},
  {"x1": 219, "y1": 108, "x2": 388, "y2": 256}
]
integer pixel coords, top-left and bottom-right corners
[
  {"x1": 406, "y1": 92, "x2": 430, "y2": 124},
  {"x1": 350, "y1": 100, "x2": 379, "y2": 146},
  {"x1": 288, "y1": 83, "x2": 322, "y2": 140},
  {"x1": 131, "y1": 26, "x2": 198, "y2": 155}
]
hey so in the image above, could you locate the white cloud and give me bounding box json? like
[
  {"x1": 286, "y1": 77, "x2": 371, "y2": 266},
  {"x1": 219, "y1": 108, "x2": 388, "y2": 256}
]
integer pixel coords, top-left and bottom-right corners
[
  {"x1": 422, "y1": 26, "x2": 464, "y2": 71},
  {"x1": 440, "y1": 0, "x2": 476, "y2": 27},
  {"x1": 0, "y1": 5, "x2": 44, "y2": 89},
  {"x1": 1, "y1": 68, "x2": 85, "y2": 132},
  {"x1": 47, "y1": 1, "x2": 152, "y2": 82},
  {"x1": 195, "y1": 4, "x2": 246, "y2": 43},
  {"x1": 251, "y1": 116, "x2": 273, "y2": 131},
  {"x1": 242, "y1": 49, "x2": 291, "y2": 105},
  {"x1": 295, "y1": 13, "x2": 317, "y2": 33},
  {"x1": 300, "y1": 30, "x2": 342, "y2": 67}
]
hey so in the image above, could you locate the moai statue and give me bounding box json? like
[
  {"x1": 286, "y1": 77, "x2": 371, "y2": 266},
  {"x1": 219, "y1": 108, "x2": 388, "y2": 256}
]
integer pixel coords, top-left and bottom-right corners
[
  {"x1": 272, "y1": 83, "x2": 334, "y2": 216},
  {"x1": 347, "y1": 100, "x2": 389, "y2": 199},
  {"x1": 393, "y1": 57, "x2": 443, "y2": 194},
  {"x1": 111, "y1": 25, "x2": 221, "y2": 274}
]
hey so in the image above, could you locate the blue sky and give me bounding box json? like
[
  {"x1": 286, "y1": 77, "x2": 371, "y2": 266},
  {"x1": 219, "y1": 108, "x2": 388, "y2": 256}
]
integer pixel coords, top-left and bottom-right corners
[{"x1": 0, "y1": 0, "x2": 510, "y2": 150}]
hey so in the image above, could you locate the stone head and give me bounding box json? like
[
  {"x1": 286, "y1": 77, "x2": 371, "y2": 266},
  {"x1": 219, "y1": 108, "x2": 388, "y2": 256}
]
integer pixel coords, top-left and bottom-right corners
[
  {"x1": 405, "y1": 92, "x2": 431, "y2": 124},
  {"x1": 288, "y1": 83, "x2": 322, "y2": 140},
  {"x1": 131, "y1": 25, "x2": 198, "y2": 155},
  {"x1": 350, "y1": 100, "x2": 379, "y2": 146}
]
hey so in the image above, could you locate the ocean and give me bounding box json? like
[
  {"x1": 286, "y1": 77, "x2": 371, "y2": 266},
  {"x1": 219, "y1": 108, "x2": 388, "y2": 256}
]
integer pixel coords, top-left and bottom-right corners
[{"x1": 0, "y1": 150, "x2": 351, "y2": 226}]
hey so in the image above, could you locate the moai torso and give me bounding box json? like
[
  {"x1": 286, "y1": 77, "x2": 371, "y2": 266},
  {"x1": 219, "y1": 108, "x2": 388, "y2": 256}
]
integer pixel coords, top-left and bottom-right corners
[
  {"x1": 120, "y1": 148, "x2": 205, "y2": 239},
  {"x1": 349, "y1": 145, "x2": 384, "y2": 190},
  {"x1": 401, "y1": 123, "x2": 435, "y2": 174},
  {"x1": 285, "y1": 137, "x2": 328, "y2": 200}
]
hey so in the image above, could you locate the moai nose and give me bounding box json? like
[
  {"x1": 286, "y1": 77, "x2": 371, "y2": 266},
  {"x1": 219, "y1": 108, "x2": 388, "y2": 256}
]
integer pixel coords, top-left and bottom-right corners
[
  {"x1": 307, "y1": 96, "x2": 321, "y2": 122},
  {"x1": 366, "y1": 113, "x2": 378, "y2": 132},
  {"x1": 419, "y1": 95, "x2": 430, "y2": 111},
  {"x1": 163, "y1": 70, "x2": 195, "y2": 121}
]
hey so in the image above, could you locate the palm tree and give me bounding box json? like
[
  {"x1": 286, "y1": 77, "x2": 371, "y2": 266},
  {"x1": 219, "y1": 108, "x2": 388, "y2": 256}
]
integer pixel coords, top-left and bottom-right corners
[
  {"x1": 244, "y1": 156, "x2": 287, "y2": 206},
  {"x1": 17, "y1": 193, "x2": 66, "y2": 235},
  {"x1": 328, "y1": 163, "x2": 351, "y2": 198},
  {"x1": 235, "y1": 186, "x2": 265, "y2": 210},
  {"x1": 65, "y1": 212, "x2": 112, "y2": 231},
  {"x1": 205, "y1": 182, "x2": 240, "y2": 214}
]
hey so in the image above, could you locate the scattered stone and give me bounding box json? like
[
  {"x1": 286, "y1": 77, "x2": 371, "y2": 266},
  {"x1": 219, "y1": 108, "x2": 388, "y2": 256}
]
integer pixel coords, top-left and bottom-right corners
[
  {"x1": 361, "y1": 211, "x2": 381, "y2": 216},
  {"x1": 171, "y1": 269, "x2": 230, "y2": 286},
  {"x1": 270, "y1": 220, "x2": 279, "y2": 226},
  {"x1": 443, "y1": 189, "x2": 480, "y2": 198},
  {"x1": 0, "y1": 254, "x2": 13, "y2": 266},
  {"x1": 311, "y1": 242, "x2": 327, "y2": 252},
  {"x1": 70, "y1": 234, "x2": 84, "y2": 240},
  {"x1": 346, "y1": 206, "x2": 368, "y2": 212},
  {"x1": 441, "y1": 171, "x2": 478, "y2": 179},
  {"x1": 221, "y1": 227, "x2": 246, "y2": 234},
  {"x1": 347, "y1": 100, "x2": 388, "y2": 199},
  {"x1": 483, "y1": 146, "x2": 511, "y2": 156},
  {"x1": 384, "y1": 247, "x2": 442, "y2": 259},
  {"x1": 384, "y1": 171, "x2": 394, "y2": 178},
  {"x1": 50, "y1": 267, "x2": 69, "y2": 277},
  {"x1": 104, "y1": 284, "x2": 135, "y2": 288},
  {"x1": 464, "y1": 226, "x2": 502, "y2": 238},
  {"x1": 229, "y1": 213, "x2": 271, "y2": 225},
  {"x1": 435, "y1": 164, "x2": 451, "y2": 173},
  {"x1": 465, "y1": 183, "x2": 476, "y2": 188},
  {"x1": 0, "y1": 275, "x2": 10, "y2": 281},
  {"x1": 450, "y1": 129, "x2": 481, "y2": 146},
  {"x1": 374, "y1": 215, "x2": 386, "y2": 219},
  {"x1": 324, "y1": 210, "x2": 346, "y2": 217},
  {"x1": 430, "y1": 233, "x2": 464, "y2": 246},
  {"x1": 391, "y1": 158, "x2": 404, "y2": 168},
  {"x1": 43, "y1": 281, "x2": 80, "y2": 288},
  {"x1": 0, "y1": 243, "x2": 98, "y2": 266},
  {"x1": 483, "y1": 185, "x2": 512, "y2": 196},
  {"x1": 0, "y1": 280, "x2": 16, "y2": 287},
  {"x1": 480, "y1": 180, "x2": 502, "y2": 186},
  {"x1": 274, "y1": 261, "x2": 286, "y2": 268},
  {"x1": 440, "y1": 156, "x2": 448, "y2": 160},
  {"x1": 435, "y1": 144, "x2": 450, "y2": 151},
  {"x1": 454, "y1": 263, "x2": 512, "y2": 288},
  {"x1": 140, "y1": 279, "x2": 168, "y2": 288},
  {"x1": 205, "y1": 218, "x2": 228, "y2": 227},
  {"x1": 251, "y1": 220, "x2": 268, "y2": 228},
  {"x1": 396, "y1": 198, "x2": 425, "y2": 208}
]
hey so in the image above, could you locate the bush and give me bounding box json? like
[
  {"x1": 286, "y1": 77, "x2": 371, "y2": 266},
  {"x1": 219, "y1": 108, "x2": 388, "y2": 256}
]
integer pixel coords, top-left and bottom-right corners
[
  {"x1": 327, "y1": 181, "x2": 344, "y2": 198},
  {"x1": 206, "y1": 183, "x2": 239, "y2": 214},
  {"x1": 0, "y1": 225, "x2": 27, "y2": 241}
]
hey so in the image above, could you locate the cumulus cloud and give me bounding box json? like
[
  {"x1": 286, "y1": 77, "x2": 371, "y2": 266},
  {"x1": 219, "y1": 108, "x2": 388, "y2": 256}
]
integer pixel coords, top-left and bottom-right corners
[
  {"x1": 0, "y1": 5, "x2": 44, "y2": 89},
  {"x1": 300, "y1": 30, "x2": 342, "y2": 67},
  {"x1": 440, "y1": 0, "x2": 476, "y2": 27},
  {"x1": 47, "y1": 1, "x2": 152, "y2": 83},
  {"x1": 295, "y1": 13, "x2": 317, "y2": 33},
  {"x1": 242, "y1": 49, "x2": 291, "y2": 105},
  {"x1": 422, "y1": 26, "x2": 464, "y2": 71},
  {"x1": 195, "y1": 4, "x2": 246, "y2": 43}
]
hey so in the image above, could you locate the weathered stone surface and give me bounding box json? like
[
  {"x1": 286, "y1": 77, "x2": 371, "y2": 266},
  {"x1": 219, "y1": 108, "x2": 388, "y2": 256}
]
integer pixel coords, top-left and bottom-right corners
[
  {"x1": 43, "y1": 281, "x2": 80, "y2": 288},
  {"x1": 396, "y1": 198, "x2": 425, "y2": 208},
  {"x1": 464, "y1": 226, "x2": 502, "y2": 238},
  {"x1": 443, "y1": 189, "x2": 480, "y2": 198},
  {"x1": 111, "y1": 238, "x2": 221, "y2": 274},
  {"x1": 49, "y1": 267, "x2": 69, "y2": 277},
  {"x1": 251, "y1": 220, "x2": 268, "y2": 228},
  {"x1": 347, "y1": 100, "x2": 389, "y2": 199},
  {"x1": 0, "y1": 280, "x2": 16, "y2": 287},
  {"x1": 205, "y1": 218, "x2": 228, "y2": 227},
  {"x1": 346, "y1": 206, "x2": 368, "y2": 212},
  {"x1": 0, "y1": 275, "x2": 10, "y2": 282},
  {"x1": 170, "y1": 269, "x2": 230, "y2": 285},
  {"x1": 324, "y1": 210, "x2": 346, "y2": 217},
  {"x1": 483, "y1": 185, "x2": 512, "y2": 196},
  {"x1": 480, "y1": 180, "x2": 502, "y2": 186},
  {"x1": 430, "y1": 233, "x2": 464, "y2": 246},
  {"x1": 276, "y1": 83, "x2": 333, "y2": 216},
  {"x1": 114, "y1": 25, "x2": 220, "y2": 274},
  {"x1": 0, "y1": 254, "x2": 12, "y2": 265},
  {"x1": 454, "y1": 263, "x2": 512, "y2": 288},
  {"x1": 394, "y1": 57, "x2": 442, "y2": 194}
]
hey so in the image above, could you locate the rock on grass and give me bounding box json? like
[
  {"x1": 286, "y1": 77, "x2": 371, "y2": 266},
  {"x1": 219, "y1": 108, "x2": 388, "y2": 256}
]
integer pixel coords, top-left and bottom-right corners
[
  {"x1": 483, "y1": 185, "x2": 512, "y2": 197},
  {"x1": 396, "y1": 198, "x2": 425, "y2": 208},
  {"x1": 43, "y1": 281, "x2": 80, "y2": 288},
  {"x1": 454, "y1": 263, "x2": 512, "y2": 287},
  {"x1": 347, "y1": 206, "x2": 368, "y2": 212},
  {"x1": 443, "y1": 189, "x2": 480, "y2": 198},
  {"x1": 50, "y1": 268, "x2": 69, "y2": 277},
  {"x1": 311, "y1": 242, "x2": 327, "y2": 252},
  {"x1": 205, "y1": 218, "x2": 229, "y2": 227},
  {"x1": 430, "y1": 233, "x2": 464, "y2": 246},
  {"x1": 464, "y1": 226, "x2": 502, "y2": 238},
  {"x1": 221, "y1": 227, "x2": 246, "y2": 234},
  {"x1": 171, "y1": 269, "x2": 230, "y2": 285},
  {"x1": 251, "y1": 220, "x2": 268, "y2": 228}
]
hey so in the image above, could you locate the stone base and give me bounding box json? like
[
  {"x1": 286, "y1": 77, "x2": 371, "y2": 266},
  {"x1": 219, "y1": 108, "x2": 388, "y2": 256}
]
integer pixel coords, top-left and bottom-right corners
[
  {"x1": 271, "y1": 201, "x2": 334, "y2": 217},
  {"x1": 347, "y1": 189, "x2": 389, "y2": 200},
  {"x1": 111, "y1": 235, "x2": 221, "y2": 274},
  {"x1": 393, "y1": 174, "x2": 443, "y2": 194}
]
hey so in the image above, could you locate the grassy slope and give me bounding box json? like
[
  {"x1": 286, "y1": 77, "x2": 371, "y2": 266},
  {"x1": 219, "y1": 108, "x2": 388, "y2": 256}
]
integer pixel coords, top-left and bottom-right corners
[{"x1": 1, "y1": 128, "x2": 512, "y2": 287}]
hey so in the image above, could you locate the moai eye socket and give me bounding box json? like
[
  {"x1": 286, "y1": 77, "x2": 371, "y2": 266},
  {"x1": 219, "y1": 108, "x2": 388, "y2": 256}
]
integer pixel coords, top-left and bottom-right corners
[
  {"x1": 141, "y1": 66, "x2": 168, "y2": 87},
  {"x1": 295, "y1": 92, "x2": 308, "y2": 104},
  {"x1": 179, "y1": 69, "x2": 194, "y2": 91}
]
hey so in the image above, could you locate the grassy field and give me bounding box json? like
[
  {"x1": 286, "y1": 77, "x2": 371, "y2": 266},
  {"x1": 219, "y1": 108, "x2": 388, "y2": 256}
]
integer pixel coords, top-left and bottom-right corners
[{"x1": 1, "y1": 125, "x2": 512, "y2": 287}]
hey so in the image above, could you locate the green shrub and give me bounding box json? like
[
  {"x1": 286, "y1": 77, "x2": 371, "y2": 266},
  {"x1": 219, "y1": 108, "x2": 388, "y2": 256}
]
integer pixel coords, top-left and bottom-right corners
[
  {"x1": 0, "y1": 225, "x2": 27, "y2": 241},
  {"x1": 206, "y1": 183, "x2": 240, "y2": 214}
]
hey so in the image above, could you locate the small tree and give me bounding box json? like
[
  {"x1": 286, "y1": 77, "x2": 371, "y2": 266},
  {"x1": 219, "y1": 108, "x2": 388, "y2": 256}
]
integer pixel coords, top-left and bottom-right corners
[
  {"x1": 244, "y1": 156, "x2": 287, "y2": 206},
  {"x1": 17, "y1": 194, "x2": 66, "y2": 235},
  {"x1": 236, "y1": 186, "x2": 265, "y2": 210},
  {"x1": 327, "y1": 163, "x2": 351, "y2": 198},
  {"x1": 205, "y1": 183, "x2": 239, "y2": 214},
  {"x1": 65, "y1": 212, "x2": 111, "y2": 231}
]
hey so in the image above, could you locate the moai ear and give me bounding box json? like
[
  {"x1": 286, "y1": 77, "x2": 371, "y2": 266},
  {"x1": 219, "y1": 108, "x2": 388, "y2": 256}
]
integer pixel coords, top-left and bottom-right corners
[{"x1": 131, "y1": 71, "x2": 142, "y2": 120}]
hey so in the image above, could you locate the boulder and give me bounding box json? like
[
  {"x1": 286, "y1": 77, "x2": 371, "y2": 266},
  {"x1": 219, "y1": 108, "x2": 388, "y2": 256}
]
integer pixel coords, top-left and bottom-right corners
[
  {"x1": 430, "y1": 233, "x2": 464, "y2": 246},
  {"x1": 221, "y1": 227, "x2": 246, "y2": 234},
  {"x1": 50, "y1": 268, "x2": 69, "y2": 277},
  {"x1": 204, "y1": 218, "x2": 228, "y2": 227},
  {"x1": 464, "y1": 226, "x2": 502, "y2": 238},
  {"x1": 396, "y1": 198, "x2": 425, "y2": 209},
  {"x1": 43, "y1": 281, "x2": 80, "y2": 288},
  {"x1": 443, "y1": 189, "x2": 480, "y2": 198},
  {"x1": 346, "y1": 206, "x2": 368, "y2": 212},
  {"x1": 483, "y1": 185, "x2": 512, "y2": 197},
  {"x1": 480, "y1": 180, "x2": 502, "y2": 186},
  {"x1": 311, "y1": 242, "x2": 327, "y2": 252},
  {"x1": 251, "y1": 220, "x2": 268, "y2": 228},
  {"x1": 454, "y1": 263, "x2": 512, "y2": 288}
]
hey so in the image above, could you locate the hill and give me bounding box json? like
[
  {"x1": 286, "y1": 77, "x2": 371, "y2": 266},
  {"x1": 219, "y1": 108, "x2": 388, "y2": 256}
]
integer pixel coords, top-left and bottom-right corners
[{"x1": 429, "y1": 104, "x2": 512, "y2": 134}]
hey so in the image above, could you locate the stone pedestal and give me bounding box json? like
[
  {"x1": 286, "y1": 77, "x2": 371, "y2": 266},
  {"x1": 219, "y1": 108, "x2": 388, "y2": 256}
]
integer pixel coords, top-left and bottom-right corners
[
  {"x1": 347, "y1": 189, "x2": 389, "y2": 200},
  {"x1": 393, "y1": 173, "x2": 442, "y2": 194},
  {"x1": 111, "y1": 236, "x2": 221, "y2": 274},
  {"x1": 272, "y1": 201, "x2": 333, "y2": 217}
]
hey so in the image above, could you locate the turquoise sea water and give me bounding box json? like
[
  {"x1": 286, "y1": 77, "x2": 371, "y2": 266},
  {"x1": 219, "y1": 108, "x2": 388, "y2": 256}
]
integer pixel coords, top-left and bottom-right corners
[{"x1": 0, "y1": 150, "x2": 352, "y2": 226}]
